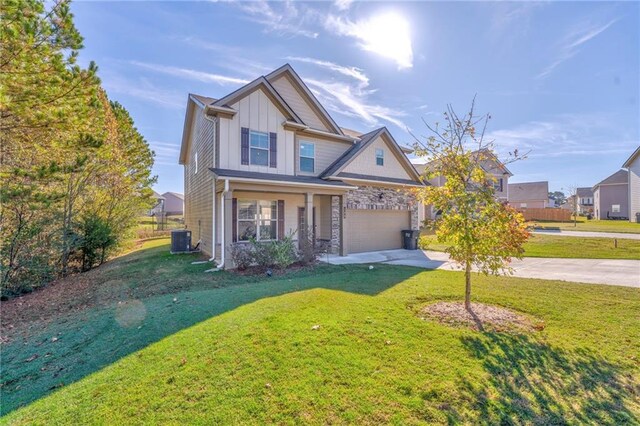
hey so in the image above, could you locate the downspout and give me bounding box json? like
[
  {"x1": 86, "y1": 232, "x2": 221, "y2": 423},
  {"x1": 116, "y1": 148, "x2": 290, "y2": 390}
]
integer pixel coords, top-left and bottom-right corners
[
  {"x1": 203, "y1": 111, "x2": 218, "y2": 263},
  {"x1": 214, "y1": 178, "x2": 229, "y2": 270}
]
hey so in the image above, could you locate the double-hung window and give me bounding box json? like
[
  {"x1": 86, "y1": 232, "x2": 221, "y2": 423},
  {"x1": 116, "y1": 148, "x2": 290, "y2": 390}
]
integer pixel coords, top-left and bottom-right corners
[
  {"x1": 376, "y1": 148, "x2": 384, "y2": 166},
  {"x1": 299, "y1": 141, "x2": 315, "y2": 173},
  {"x1": 493, "y1": 178, "x2": 503, "y2": 192},
  {"x1": 250, "y1": 131, "x2": 269, "y2": 166},
  {"x1": 237, "y1": 200, "x2": 277, "y2": 241},
  {"x1": 612, "y1": 204, "x2": 621, "y2": 213}
]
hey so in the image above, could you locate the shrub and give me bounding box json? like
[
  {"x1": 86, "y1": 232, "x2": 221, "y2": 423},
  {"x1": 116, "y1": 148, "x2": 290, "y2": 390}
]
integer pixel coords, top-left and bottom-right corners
[
  {"x1": 418, "y1": 235, "x2": 431, "y2": 250},
  {"x1": 230, "y1": 243, "x2": 253, "y2": 270},
  {"x1": 76, "y1": 215, "x2": 117, "y2": 271},
  {"x1": 270, "y1": 235, "x2": 297, "y2": 269},
  {"x1": 250, "y1": 238, "x2": 276, "y2": 268},
  {"x1": 297, "y1": 226, "x2": 317, "y2": 265}
]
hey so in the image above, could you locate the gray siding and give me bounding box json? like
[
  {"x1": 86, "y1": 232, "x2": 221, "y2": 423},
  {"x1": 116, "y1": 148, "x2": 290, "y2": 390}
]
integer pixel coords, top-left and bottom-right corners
[
  {"x1": 184, "y1": 106, "x2": 215, "y2": 256},
  {"x1": 270, "y1": 74, "x2": 330, "y2": 132},
  {"x1": 295, "y1": 136, "x2": 351, "y2": 177},
  {"x1": 595, "y1": 184, "x2": 629, "y2": 219}
]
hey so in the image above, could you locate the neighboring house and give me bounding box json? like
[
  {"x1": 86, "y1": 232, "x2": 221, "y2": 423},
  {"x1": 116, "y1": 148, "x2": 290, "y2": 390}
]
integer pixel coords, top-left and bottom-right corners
[
  {"x1": 622, "y1": 146, "x2": 640, "y2": 223},
  {"x1": 413, "y1": 150, "x2": 513, "y2": 220},
  {"x1": 592, "y1": 169, "x2": 629, "y2": 220},
  {"x1": 161, "y1": 192, "x2": 184, "y2": 216},
  {"x1": 179, "y1": 64, "x2": 423, "y2": 267},
  {"x1": 149, "y1": 191, "x2": 165, "y2": 216},
  {"x1": 507, "y1": 181, "x2": 549, "y2": 209},
  {"x1": 561, "y1": 188, "x2": 594, "y2": 215}
]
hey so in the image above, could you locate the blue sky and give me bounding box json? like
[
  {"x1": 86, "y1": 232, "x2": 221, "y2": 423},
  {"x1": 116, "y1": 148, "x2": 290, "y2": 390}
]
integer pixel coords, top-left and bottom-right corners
[{"x1": 71, "y1": 1, "x2": 639, "y2": 195}]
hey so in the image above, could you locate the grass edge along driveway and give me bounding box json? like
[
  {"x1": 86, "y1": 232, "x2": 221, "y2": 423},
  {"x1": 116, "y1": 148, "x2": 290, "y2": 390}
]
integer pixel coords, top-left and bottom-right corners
[{"x1": 2, "y1": 241, "x2": 639, "y2": 424}]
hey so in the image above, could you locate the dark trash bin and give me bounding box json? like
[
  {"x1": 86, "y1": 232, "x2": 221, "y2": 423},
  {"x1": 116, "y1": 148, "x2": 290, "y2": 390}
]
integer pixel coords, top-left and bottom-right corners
[
  {"x1": 636, "y1": 212, "x2": 640, "y2": 224},
  {"x1": 402, "y1": 229, "x2": 420, "y2": 250}
]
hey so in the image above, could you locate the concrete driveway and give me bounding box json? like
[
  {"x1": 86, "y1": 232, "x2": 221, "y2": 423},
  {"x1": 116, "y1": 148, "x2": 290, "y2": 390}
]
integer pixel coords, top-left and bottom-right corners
[
  {"x1": 322, "y1": 249, "x2": 640, "y2": 288},
  {"x1": 533, "y1": 229, "x2": 640, "y2": 240}
]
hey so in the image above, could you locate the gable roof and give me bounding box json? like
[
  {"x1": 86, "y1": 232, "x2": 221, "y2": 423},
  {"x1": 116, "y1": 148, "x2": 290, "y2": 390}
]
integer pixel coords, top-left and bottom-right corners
[
  {"x1": 152, "y1": 190, "x2": 165, "y2": 200},
  {"x1": 320, "y1": 127, "x2": 422, "y2": 183},
  {"x1": 593, "y1": 169, "x2": 629, "y2": 190},
  {"x1": 622, "y1": 145, "x2": 640, "y2": 168},
  {"x1": 576, "y1": 187, "x2": 593, "y2": 198},
  {"x1": 473, "y1": 149, "x2": 513, "y2": 176},
  {"x1": 507, "y1": 181, "x2": 549, "y2": 201},
  {"x1": 212, "y1": 76, "x2": 303, "y2": 123},
  {"x1": 162, "y1": 191, "x2": 184, "y2": 200},
  {"x1": 266, "y1": 64, "x2": 343, "y2": 135}
]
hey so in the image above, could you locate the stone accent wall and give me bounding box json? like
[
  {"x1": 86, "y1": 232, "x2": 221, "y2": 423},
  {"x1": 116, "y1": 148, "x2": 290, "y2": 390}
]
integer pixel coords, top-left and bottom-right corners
[
  {"x1": 331, "y1": 195, "x2": 341, "y2": 254},
  {"x1": 346, "y1": 186, "x2": 419, "y2": 230}
]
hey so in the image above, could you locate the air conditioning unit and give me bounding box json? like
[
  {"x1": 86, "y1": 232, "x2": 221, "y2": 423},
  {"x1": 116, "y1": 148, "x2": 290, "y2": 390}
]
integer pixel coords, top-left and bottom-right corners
[{"x1": 170, "y1": 230, "x2": 192, "y2": 254}]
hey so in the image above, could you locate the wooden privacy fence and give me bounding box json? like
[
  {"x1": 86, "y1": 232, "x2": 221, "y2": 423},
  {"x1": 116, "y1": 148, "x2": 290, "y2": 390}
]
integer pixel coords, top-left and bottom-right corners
[{"x1": 517, "y1": 208, "x2": 572, "y2": 222}]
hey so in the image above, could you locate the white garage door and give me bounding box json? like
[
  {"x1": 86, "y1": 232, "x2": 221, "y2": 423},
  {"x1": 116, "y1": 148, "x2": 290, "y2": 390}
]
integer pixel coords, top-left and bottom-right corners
[{"x1": 346, "y1": 209, "x2": 410, "y2": 253}]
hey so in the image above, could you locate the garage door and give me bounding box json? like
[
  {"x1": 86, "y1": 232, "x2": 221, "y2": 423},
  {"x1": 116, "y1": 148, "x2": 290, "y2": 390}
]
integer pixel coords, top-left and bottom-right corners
[{"x1": 346, "y1": 209, "x2": 410, "y2": 253}]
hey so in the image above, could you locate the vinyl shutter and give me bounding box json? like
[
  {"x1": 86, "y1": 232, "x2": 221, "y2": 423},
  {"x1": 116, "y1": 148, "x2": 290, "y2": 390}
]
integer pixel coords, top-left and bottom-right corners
[
  {"x1": 269, "y1": 132, "x2": 277, "y2": 168},
  {"x1": 277, "y1": 200, "x2": 285, "y2": 240},
  {"x1": 241, "y1": 127, "x2": 249, "y2": 165}
]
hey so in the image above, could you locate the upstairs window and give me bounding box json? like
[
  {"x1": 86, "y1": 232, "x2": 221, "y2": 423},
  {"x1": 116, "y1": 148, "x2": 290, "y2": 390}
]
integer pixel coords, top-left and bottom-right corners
[
  {"x1": 299, "y1": 141, "x2": 315, "y2": 173},
  {"x1": 493, "y1": 178, "x2": 503, "y2": 192},
  {"x1": 376, "y1": 148, "x2": 384, "y2": 166},
  {"x1": 250, "y1": 131, "x2": 269, "y2": 166}
]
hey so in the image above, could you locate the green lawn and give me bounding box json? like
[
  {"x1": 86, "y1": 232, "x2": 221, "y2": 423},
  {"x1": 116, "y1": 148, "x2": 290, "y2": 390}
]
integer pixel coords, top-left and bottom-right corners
[
  {"x1": 532, "y1": 218, "x2": 640, "y2": 234},
  {"x1": 420, "y1": 233, "x2": 640, "y2": 260},
  {"x1": 2, "y1": 240, "x2": 639, "y2": 424}
]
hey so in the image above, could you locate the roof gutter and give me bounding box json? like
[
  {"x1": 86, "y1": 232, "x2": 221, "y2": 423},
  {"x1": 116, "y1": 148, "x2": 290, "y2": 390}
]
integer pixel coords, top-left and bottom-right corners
[
  {"x1": 214, "y1": 175, "x2": 358, "y2": 190},
  {"x1": 282, "y1": 121, "x2": 357, "y2": 143},
  {"x1": 329, "y1": 176, "x2": 424, "y2": 188}
]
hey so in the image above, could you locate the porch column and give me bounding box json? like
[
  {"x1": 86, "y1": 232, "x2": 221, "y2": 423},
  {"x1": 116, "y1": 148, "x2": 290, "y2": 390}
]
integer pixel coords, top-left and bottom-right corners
[
  {"x1": 331, "y1": 194, "x2": 347, "y2": 256},
  {"x1": 339, "y1": 194, "x2": 347, "y2": 256},
  {"x1": 223, "y1": 189, "x2": 234, "y2": 268},
  {"x1": 305, "y1": 192, "x2": 314, "y2": 240}
]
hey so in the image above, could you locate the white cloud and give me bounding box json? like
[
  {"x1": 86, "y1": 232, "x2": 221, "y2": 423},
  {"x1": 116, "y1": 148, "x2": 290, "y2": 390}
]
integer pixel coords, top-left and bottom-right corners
[
  {"x1": 285, "y1": 56, "x2": 369, "y2": 86},
  {"x1": 234, "y1": 0, "x2": 319, "y2": 38},
  {"x1": 103, "y1": 76, "x2": 184, "y2": 109},
  {"x1": 486, "y1": 113, "x2": 634, "y2": 158},
  {"x1": 537, "y1": 18, "x2": 618, "y2": 79},
  {"x1": 333, "y1": 0, "x2": 353, "y2": 11},
  {"x1": 129, "y1": 61, "x2": 249, "y2": 86},
  {"x1": 325, "y1": 12, "x2": 413, "y2": 70},
  {"x1": 305, "y1": 78, "x2": 407, "y2": 129},
  {"x1": 150, "y1": 141, "x2": 181, "y2": 166}
]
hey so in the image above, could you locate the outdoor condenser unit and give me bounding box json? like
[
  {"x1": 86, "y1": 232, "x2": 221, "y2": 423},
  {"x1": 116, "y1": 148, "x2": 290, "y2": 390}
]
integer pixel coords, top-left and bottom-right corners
[{"x1": 170, "y1": 229, "x2": 192, "y2": 254}]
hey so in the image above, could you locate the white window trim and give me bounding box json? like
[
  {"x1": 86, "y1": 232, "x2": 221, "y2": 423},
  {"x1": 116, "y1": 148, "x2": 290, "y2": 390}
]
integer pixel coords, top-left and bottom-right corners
[
  {"x1": 237, "y1": 199, "x2": 278, "y2": 241},
  {"x1": 299, "y1": 141, "x2": 315, "y2": 173},
  {"x1": 376, "y1": 148, "x2": 384, "y2": 166},
  {"x1": 194, "y1": 151, "x2": 198, "y2": 174},
  {"x1": 249, "y1": 130, "x2": 269, "y2": 167},
  {"x1": 612, "y1": 204, "x2": 621, "y2": 213}
]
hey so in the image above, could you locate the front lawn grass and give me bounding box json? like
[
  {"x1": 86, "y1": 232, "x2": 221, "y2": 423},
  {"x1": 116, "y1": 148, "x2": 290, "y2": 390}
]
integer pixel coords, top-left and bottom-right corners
[
  {"x1": 2, "y1": 241, "x2": 639, "y2": 424},
  {"x1": 420, "y1": 233, "x2": 640, "y2": 260},
  {"x1": 532, "y1": 218, "x2": 640, "y2": 234}
]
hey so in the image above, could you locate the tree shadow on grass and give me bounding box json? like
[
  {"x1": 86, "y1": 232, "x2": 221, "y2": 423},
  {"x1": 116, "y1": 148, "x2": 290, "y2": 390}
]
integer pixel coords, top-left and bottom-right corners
[
  {"x1": 449, "y1": 333, "x2": 639, "y2": 424},
  {"x1": 1, "y1": 243, "x2": 422, "y2": 415}
]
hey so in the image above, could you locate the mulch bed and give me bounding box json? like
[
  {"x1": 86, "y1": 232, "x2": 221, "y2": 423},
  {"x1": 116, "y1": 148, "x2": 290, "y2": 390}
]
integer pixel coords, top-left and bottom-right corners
[{"x1": 420, "y1": 302, "x2": 544, "y2": 333}]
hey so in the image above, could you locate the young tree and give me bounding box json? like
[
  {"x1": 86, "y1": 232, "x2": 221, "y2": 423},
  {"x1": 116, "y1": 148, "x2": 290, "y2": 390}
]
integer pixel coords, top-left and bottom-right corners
[
  {"x1": 548, "y1": 191, "x2": 566, "y2": 206},
  {"x1": 565, "y1": 185, "x2": 579, "y2": 227},
  {"x1": 413, "y1": 100, "x2": 530, "y2": 311}
]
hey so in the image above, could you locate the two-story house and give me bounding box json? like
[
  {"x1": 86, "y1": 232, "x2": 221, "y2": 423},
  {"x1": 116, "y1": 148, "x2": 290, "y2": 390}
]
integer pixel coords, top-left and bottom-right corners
[
  {"x1": 413, "y1": 150, "x2": 512, "y2": 221},
  {"x1": 179, "y1": 64, "x2": 423, "y2": 267},
  {"x1": 592, "y1": 169, "x2": 629, "y2": 220}
]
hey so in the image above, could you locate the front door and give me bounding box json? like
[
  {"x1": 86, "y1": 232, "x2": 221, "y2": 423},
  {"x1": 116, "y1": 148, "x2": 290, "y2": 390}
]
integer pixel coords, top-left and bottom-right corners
[{"x1": 297, "y1": 207, "x2": 316, "y2": 245}]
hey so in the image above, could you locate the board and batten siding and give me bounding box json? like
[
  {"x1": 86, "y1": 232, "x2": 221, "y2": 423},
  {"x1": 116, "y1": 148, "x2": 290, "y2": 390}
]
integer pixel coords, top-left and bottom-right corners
[
  {"x1": 217, "y1": 88, "x2": 295, "y2": 175},
  {"x1": 269, "y1": 74, "x2": 330, "y2": 132},
  {"x1": 184, "y1": 105, "x2": 215, "y2": 257},
  {"x1": 342, "y1": 135, "x2": 412, "y2": 180},
  {"x1": 629, "y1": 156, "x2": 640, "y2": 221},
  {"x1": 295, "y1": 136, "x2": 351, "y2": 177}
]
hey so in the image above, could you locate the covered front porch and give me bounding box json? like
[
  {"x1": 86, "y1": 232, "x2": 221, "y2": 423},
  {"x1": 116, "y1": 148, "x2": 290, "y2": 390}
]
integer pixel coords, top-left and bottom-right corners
[{"x1": 210, "y1": 169, "x2": 355, "y2": 268}]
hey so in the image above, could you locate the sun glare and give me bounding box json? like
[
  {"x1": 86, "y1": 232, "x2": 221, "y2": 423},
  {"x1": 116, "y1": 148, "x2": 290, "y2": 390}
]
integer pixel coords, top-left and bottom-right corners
[{"x1": 356, "y1": 12, "x2": 413, "y2": 70}]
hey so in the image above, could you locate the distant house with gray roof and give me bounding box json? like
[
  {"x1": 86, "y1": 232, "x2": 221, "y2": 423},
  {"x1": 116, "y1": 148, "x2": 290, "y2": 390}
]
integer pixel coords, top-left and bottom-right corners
[
  {"x1": 161, "y1": 192, "x2": 184, "y2": 216},
  {"x1": 592, "y1": 170, "x2": 629, "y2": 220},
  {"x1": 622, "y1": 146, "x2": 640, "y2": 223}
]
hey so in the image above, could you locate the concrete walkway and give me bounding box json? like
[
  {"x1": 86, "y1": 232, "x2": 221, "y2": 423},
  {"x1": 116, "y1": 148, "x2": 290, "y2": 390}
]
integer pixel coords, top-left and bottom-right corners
[
  {"x1": 322, "y1": 249, "x2": 640, "y2": 288},
  {"x1": 533, "y1": 229, "x2": 640, "y2": 240}
]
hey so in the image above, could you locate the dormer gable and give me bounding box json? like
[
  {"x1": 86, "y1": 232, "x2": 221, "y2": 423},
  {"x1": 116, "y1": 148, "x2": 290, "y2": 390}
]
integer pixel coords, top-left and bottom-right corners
[{"x1": 266, "y1": 64, "x2": 343, "y2": 136}]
